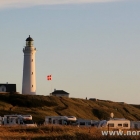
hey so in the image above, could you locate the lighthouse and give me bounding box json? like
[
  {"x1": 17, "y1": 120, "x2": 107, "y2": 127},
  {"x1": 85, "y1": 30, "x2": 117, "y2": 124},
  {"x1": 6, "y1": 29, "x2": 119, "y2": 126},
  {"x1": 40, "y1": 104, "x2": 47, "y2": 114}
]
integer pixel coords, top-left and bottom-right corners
[{"x1": 22, "y1": 35, "x2": 36, "y2": 95}]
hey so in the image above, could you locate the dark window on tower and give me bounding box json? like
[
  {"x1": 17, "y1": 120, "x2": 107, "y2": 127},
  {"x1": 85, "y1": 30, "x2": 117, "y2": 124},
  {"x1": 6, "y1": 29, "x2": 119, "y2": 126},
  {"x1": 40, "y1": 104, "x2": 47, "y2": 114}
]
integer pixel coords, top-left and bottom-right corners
[
  {"x1": 32, "y1": 85, "x2": 33, "y2": 87},
  {"x1": 32, "y1": 59, "x2": 33, "y2": 62},
  {"x1": 32, "y1": 72, "x2": 33, "y2": 75}
]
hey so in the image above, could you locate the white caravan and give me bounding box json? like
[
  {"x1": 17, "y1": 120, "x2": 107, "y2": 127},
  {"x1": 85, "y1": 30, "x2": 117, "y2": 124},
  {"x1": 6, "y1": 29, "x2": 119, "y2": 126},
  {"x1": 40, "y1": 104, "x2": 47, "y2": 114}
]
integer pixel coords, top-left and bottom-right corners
[
  {"x1": 96, "y1": 118, "x2": 130, "y2": 130},
  {"x1": 45, "y1": 116, "x2": 77, "y2": 125},
  {"x1": 106, "y1": 118, "x2": 130, "y2": 130},
  {"x1": 3, "y1": 115, "x2": 37, "y2": 127}
]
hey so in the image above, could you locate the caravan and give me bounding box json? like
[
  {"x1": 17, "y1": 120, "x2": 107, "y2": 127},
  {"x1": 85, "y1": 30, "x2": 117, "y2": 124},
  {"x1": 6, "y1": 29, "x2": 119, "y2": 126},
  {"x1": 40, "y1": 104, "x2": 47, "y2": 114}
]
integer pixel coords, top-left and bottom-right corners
[
  {"x1": 76, "y1": 119, "x2": 93, "y2": 127},
  {"x1": 95, "y1": 118, "x2": 130, "y2": 129},
  {"x1": 131, "y1": 121, "x2": 140, "y2": 129},
  {"x1": 3, "y1": 115, "x2": 37, "y2": 127},
  {"x1": 106, "y1": 118, "x2": 130, "y2": 130},
  {"x1": 45, "y1": 116, "x2": 77, "y2": 125}
]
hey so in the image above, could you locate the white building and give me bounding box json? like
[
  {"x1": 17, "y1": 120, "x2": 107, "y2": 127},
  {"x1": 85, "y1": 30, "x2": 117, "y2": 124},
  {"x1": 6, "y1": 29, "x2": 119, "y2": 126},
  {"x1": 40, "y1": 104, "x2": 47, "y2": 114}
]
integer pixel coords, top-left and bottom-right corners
[
  {"x1": 50, "y1": 90, "x2": 69, "y2": 97},
  {"x1": 22, "y1": 35, "x2": 36, "y2": 95}
]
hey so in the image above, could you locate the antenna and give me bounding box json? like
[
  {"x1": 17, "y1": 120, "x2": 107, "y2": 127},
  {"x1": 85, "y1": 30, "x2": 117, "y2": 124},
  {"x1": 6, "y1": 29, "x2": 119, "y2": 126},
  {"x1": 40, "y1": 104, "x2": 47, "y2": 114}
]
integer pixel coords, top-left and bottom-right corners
[{"x1": 110, "y1": 112, "x2": 114, "y2": 118}]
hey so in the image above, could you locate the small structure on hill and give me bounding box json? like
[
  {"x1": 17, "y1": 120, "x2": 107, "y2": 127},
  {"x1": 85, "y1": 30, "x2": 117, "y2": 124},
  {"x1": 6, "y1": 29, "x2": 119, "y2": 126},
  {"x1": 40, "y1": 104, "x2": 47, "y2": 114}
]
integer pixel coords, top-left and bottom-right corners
[
  {"x1": 0, "y1": 83, "x2": 16, "y2": 93},
  {"x1": 50, "y1": 89, "x2": 69, "y2": 97},
  {"x1": 89, "y1": 98, "x2": 98, "y2": 101}
]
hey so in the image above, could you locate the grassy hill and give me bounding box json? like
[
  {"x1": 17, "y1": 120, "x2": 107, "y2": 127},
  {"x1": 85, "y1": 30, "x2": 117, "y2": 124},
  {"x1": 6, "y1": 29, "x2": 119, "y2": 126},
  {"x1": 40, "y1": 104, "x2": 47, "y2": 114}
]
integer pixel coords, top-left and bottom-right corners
[{"x1": 0, "y1": 93, "x2": 139, "y2": 124}]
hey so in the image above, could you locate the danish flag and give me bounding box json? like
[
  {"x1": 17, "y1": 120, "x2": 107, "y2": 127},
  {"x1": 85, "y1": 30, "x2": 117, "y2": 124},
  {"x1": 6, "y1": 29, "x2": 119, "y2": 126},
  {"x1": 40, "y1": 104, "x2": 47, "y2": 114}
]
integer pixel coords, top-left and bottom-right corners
[{"x1": 47, "y1": 75, "x2": 52, "y2": 80}]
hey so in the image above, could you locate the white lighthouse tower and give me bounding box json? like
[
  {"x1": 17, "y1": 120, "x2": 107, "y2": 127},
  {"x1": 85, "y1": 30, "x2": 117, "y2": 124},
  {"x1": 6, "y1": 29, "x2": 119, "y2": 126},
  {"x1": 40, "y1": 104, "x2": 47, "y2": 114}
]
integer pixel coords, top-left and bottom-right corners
[{"x1": 22, "y1": 35, "x2": 36, "y2": 95}]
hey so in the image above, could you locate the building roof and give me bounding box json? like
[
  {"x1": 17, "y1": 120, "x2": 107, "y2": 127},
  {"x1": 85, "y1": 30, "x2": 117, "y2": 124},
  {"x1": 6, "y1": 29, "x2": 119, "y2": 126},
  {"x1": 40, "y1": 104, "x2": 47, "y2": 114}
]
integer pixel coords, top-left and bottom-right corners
[
  {"x1": 51, "y1": 90, "x2": 69, "y2": 95},
  {"x1": 26, "y1": 35, "x2": 34, "y2": 41}
]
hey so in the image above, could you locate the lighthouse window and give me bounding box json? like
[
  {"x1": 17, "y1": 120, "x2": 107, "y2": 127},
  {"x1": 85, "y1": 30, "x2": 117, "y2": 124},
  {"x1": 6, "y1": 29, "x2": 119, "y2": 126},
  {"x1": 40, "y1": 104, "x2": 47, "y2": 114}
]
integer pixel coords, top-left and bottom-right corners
[
  {"x1": 32, "y1": 72, "x2": 33, "y2": 75},
  {"x1": 32, "y1": 59, "x2": 33, "y2": 62},
  {"x1": 32, "y1": 85, "x2": 33, "y2": 87}
]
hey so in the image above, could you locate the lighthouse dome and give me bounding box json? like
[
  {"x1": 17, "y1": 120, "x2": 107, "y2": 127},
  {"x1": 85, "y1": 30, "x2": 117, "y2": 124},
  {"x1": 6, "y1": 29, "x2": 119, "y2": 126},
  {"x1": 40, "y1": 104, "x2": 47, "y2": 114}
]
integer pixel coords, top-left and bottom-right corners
[{"x1": 26, "y1": 35, "x2": 34, "y2": 41}]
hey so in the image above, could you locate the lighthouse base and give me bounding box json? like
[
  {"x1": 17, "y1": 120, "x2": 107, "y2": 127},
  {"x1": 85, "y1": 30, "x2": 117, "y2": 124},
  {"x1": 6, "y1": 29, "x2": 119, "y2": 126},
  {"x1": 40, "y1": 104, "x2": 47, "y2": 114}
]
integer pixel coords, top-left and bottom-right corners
[{"x1": 22, "y1": 92, "x2": 36, "y2": 95}]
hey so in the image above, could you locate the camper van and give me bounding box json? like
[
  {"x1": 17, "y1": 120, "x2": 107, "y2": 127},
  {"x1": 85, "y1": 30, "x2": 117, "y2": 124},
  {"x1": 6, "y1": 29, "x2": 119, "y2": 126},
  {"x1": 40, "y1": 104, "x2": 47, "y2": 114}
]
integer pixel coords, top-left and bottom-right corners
[
  {"x1": 45, "y1": 116, "x2": 77, "y2": 125},
  {"x1": 3, "y1": 115, "x2": 37, "y2": 127}
]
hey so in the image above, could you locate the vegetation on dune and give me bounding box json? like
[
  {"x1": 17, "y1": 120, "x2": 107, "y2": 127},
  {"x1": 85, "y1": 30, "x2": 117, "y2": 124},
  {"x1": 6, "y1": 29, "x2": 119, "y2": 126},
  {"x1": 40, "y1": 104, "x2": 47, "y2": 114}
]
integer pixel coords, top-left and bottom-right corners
[
  {"x1": 0, "y1": 125, "x2": 139, "y2": 140},
  {"x1": 0, "y1": 93, "x2": 139, "y2": 124},
  {"x1": 0, "y1": 93, "x2": 139, "y2": 139}
]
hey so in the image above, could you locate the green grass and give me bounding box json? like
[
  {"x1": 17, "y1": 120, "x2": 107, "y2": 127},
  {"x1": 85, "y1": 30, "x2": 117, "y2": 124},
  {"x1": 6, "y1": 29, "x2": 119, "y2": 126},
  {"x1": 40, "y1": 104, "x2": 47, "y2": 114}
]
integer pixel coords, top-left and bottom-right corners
[{"x1": 0, "y1": 93, "x2": 139, "y2": 124}]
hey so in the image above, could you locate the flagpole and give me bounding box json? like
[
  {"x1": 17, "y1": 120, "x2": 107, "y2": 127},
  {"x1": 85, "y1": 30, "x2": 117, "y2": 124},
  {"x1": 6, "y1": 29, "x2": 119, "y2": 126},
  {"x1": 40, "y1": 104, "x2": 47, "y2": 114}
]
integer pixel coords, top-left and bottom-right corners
[
  {"x1": 51, "y1": 81, "x2": 53, "y2": 93},
  {"x1": 51, "y1": 74, "x2": 52, "y2": 93},
  {"x1": 50, "y1": 76, "x2": 52, "y2": 93}
]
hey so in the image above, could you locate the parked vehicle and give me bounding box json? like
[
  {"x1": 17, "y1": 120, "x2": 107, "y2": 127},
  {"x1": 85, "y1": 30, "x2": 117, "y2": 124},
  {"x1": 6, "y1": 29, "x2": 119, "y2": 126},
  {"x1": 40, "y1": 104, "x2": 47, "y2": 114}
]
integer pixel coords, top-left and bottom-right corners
[
  {"x1": 131, "y1": 121, "x2": 140, "y2": 129},
  {"x1": 96, "y1": 118, "x2": 130, "y2": 130},
  {"x1": 0, "y1": 117, "x2": 3, "y2": 126},
  {"x1": 76, "y1": 119, "x2": 93, "y2": 127},
  {"x1": 3, "y1": 114, "x2": 37, "y2": 127},
  {"x1": 44, "y1": 116, "x2": 77, "y2": 125}
]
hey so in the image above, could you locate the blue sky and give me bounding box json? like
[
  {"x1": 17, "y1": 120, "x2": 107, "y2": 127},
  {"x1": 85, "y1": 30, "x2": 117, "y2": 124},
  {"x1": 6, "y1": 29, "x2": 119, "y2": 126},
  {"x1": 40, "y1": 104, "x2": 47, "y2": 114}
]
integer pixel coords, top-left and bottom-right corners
[{"x1": 0, "y1": 0, "x2": 140, "y2": 104}]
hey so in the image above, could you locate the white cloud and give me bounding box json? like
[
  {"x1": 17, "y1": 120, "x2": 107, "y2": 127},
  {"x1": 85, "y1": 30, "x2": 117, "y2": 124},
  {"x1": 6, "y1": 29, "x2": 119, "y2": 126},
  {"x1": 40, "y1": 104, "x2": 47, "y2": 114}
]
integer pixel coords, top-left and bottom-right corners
[{"x1": 0, "y1": 0, "x2": 123, "y2": 9}]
